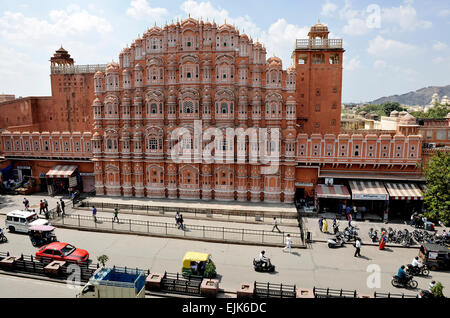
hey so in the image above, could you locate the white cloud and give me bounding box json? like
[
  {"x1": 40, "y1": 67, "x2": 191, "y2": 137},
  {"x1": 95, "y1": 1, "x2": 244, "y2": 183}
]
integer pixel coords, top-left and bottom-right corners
[
  {"x1": 382, "y1": 3, "x2": 432, "y2": 31},
  {"x1": 126, "y1": 0, "x2": 168, "y2": 21},
  {"x1": 321, "y1": 1, "x2": 338, "y2": 16},
  {"x1": 342, "y1": 18, "x2": 370, "y2": 35},
  {"x1": 437, "y1": 9, "x2": 450, "y2": 17},
  {"x1": 344, "y1": 57, "x2": 360, "y2": 71},
  {"x1": 367, "y1": 35, "x2": 417, "y2": 56},
  {"x1": 373, "y1": 60, "x2": 387, "y2": 69},
  {"x1": 432, "y1": 41, "x2": 448, "y2": 51},
  {"x1": 0, "y1": 6, "x2": 113, "y2": 46}
]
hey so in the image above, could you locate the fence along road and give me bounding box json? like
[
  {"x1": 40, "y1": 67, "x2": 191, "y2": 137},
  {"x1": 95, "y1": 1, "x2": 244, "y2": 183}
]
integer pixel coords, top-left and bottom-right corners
[{"x1": 51, "y1": 213, "x2": 305, "y2": 248}]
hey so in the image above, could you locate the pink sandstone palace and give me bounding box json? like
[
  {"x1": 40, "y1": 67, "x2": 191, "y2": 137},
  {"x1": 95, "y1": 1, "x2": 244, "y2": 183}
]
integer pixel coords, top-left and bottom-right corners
[{"x1": 1, "y1": 19, "x2": 446, "y2": 219}]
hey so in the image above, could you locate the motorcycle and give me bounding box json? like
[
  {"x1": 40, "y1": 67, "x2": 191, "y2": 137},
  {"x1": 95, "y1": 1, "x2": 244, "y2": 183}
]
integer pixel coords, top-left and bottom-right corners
[
  {"x1": 391, "y1": 275, "x2": 418, "y2": 289},
  {"x1": 343, "y1": 226, "x2": 358, "y2": 242},
  {"x1": 406, "y1": 264, "x2": 430, "y2": 277},
  {"x1": 328, "y1": 234, "x2": 345, "y2": 248},
  {"x1": 0, "y1": 229, "x2": 7, "y2": 244},
  {"x1": 253, "y1": 258, "x2": 275, "y2": 273},
  {"x1": 368, "y1": 228, "x2": 378, "y2": 243}
]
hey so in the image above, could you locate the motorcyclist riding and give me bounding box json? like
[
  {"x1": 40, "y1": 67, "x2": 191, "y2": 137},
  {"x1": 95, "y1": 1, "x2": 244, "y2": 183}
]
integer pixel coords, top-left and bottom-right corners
[
  {"x1": 398, "y1": 265, "x2": 408, "y2": 284},
  {"x1": 259, "y1": 251, "x2": 269, "y2": 268},
  {"x1": 412, "y1": 256, "x2": 420, "y2": 268}
]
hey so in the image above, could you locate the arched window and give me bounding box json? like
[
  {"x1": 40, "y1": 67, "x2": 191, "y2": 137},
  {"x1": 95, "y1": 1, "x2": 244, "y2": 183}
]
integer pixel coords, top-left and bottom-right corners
[
  {"x1": 221, "y1": 102, "x2": 228, "y2": 114},
  {"x1": 151, "y1": 103, "x2": 158, "y2": 114},
  {"x1": 183, "y1": 101, "x2": 194, "y2": 114}
]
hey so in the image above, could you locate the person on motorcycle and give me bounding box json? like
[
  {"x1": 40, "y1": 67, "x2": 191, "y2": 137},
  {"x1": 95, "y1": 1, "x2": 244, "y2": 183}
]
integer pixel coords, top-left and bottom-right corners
[
  {"x1": 398, "y1": 265, "x2": 408, "y2": 284},
  {"x1": 259, "y1": 251, "x2": 269, "y2": 268},
  {"x1": 412, "y1": 256, "x2": 420, "y2": 268}
]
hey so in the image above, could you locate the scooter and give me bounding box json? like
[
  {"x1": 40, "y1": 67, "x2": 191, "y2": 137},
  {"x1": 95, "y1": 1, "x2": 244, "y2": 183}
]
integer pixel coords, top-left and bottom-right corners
[
  {"x1": 253, "y1": 258, "x2": 275, "y2": 272},
  {"x1": 391, "y1": 274, "x2": 418, "y2": 289},
  {"x1": 328, "y1": 234, "x2": 345, "y2": 248}
]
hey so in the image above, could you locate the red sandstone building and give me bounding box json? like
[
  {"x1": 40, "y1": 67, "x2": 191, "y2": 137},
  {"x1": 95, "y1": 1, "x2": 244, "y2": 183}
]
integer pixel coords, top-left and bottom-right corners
[{"x1": 0, "y1": 20, "x2": 429, "y2": 220}]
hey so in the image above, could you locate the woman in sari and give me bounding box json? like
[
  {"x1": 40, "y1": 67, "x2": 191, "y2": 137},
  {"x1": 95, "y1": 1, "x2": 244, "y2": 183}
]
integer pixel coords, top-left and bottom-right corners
[{"x1": 379, "y1": 231, "x2": 386, "y2": 250}]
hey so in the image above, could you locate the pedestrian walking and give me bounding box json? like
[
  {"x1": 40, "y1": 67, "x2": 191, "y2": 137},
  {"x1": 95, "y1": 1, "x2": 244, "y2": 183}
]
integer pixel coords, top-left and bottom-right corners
[
  {"x1": 92, "y1": 206, "x2": 97, "y2": 223},
  {"x1": 319, "y1": 217, "x2": 323, "y2": 232},
  {"x1": 175, "y1": 212, "x2": 181, "y2": 227},
  {"x1": 361, "y1": 206, "x2": 366, "y2": 220},
  {"x1": 23, "y1": 198, "x2": 29, "y2": 211},
  {"x1": 56, "y1": 202, "x2": 61, "y2": 216},
  {"x1": 44, "y1": 199, "x2": 49, "y2": 213},
  {"x1": 379, "y1": 232, "x2": 386, "y2": 250},
  {"x1": 179, "y1": 214, "x2": 185, "y2": 230},
  {"x1": 348, "y1": 213, "x2": 352, "y2": 227},
  {"x1": 39, "y1": 200, "x2": 45, "y2": 215},
  {"x1": 60, "y1": 199, "x2": 65, "y2": 215},
  {"x1": 283, "y1": 234, "x2": 292, "y2": 254},
  {"x1": 354, "y1": 238, "x2": 361, "y2": 257},
  {"x1": 271, "y1": 217, "x2": 281, "y2": 233},
  {"x1": 322, "y1": 218, "x2": 328, "y2": 233},
  {"x1": 113, "y1": 207, "x2": 119, "y2": 223}
]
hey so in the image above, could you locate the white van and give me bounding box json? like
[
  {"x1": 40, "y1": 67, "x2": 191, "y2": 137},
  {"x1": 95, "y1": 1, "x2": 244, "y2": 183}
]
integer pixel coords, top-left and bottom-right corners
[{"x1": 5, "y1": 210, "x2": 49, "y2": 233}]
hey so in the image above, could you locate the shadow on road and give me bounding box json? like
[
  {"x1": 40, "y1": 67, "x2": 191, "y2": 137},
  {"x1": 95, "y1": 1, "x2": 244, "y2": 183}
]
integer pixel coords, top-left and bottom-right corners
[{"x1": 357, "y1": 255, "x2": 372, "y2": 261}]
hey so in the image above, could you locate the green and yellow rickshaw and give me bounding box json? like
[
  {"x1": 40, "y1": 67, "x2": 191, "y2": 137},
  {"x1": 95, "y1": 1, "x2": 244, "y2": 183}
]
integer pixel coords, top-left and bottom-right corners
[{"x1": 181, "y1": 252, "x2": 217, "y2": 278}]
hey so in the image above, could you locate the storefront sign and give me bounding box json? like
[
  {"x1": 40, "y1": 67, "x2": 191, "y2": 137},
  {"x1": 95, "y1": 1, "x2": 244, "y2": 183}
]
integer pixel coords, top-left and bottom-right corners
[
  {"x1": 353, "y1": 193, "x2": 389, "y2": 200},
  {"x1": 79, "y1": 173, "x2": 94, "y2": 177},
  {"x1": 295, "y1": 182, "x2": 314, "y2": 187}
]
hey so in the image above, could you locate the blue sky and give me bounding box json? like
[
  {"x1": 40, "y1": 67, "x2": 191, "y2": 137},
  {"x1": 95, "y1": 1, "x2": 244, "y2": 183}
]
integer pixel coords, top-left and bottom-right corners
[{"x1": 0, "y1": 0, "x2": 449, "y2": 103}]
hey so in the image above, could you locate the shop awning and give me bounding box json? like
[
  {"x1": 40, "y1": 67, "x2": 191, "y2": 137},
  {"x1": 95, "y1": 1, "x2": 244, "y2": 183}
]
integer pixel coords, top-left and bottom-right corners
[
  {"x1": 46, "y1": 165, "x2": 77, "y2": 178},
  {"x1": 316, "y1": 184, "x2": 351, "y2": 199},
  {"x1": 349, "y1": 181, "x2": 389, "y2": 201},
  {"x1": 385, "y1": 183, "x2": 423, "y2": 200}
]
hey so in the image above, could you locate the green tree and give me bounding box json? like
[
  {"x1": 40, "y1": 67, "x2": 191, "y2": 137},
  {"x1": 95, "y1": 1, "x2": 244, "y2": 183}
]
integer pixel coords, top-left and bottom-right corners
[
  {"x1": 97, "y1": 254, "x2": 109, "y2": 267},
  {"x1": 423, "y1": 151, "x2": 450, "y2": 226},
  {"x1": 411, "y1": 102, "x2": 450, "y2": 119},
  {"x1": 381, "y1": 102, "x2": 405, "y2": 115},
  {"x1": 432, "y1": 282, "x2": 444, "y2": 298}
]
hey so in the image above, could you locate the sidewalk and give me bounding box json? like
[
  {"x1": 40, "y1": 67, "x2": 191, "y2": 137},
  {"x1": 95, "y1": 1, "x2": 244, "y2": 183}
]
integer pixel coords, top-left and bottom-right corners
[{"x1": 303, "y1": 215, "x2": 448, "y2": 248}]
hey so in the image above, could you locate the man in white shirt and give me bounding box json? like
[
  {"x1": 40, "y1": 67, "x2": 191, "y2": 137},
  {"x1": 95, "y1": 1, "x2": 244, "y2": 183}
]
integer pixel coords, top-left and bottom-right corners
[
  {"x1": 283, "y1": 234, "x2": 292, "y2": 254},
  {"x1": 412, "y1": 256, "x2": 420, "y2": 267},
  {"x1": 259, "y1": 251, "x2": 269, "y2": 268},
  {"x1": 354, "y1": 238, "x2": 361, "y2": 257},
  {"x1": 271, "y1": 217, "x2": 281, "y2": 233}
]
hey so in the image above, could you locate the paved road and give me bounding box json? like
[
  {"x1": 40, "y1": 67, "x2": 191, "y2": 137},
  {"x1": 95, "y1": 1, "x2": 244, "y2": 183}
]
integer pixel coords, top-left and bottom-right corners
[{"x1": 1, "y1": 214, "x2": 449, "y2": 298}]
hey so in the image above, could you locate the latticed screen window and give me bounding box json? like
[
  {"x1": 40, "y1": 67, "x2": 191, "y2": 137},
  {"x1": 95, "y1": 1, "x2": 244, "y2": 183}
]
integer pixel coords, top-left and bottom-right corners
[
  {"x1": 183, "y1": 101, "x2": 194, "y2": 113},
  {"x1": 151, "y1": 103, "x2": 158, "y2": 114},
  {"x1": 221, "y1": 102, "x2": 228, "y2": 114},
  {"x1": 312, "y1": 53, "x2": 325, "y2": 64},
  {"x1": 150, "y1": 138, "x2": 157, "y2": 150}
]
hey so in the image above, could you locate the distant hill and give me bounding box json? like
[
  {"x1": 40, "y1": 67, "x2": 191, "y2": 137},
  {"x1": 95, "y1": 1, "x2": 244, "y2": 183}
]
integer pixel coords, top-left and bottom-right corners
[{"x1": 370, "y1": 85, "x2": 450, "y2": 106}]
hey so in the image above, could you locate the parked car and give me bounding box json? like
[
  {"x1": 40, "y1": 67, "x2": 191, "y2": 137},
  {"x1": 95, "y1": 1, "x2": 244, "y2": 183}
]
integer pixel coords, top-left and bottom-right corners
[
  {"x1": 5, "y1": 210, "x2": 49, "y2": 233},
  {"x1": 35, "y1": 242, "x2": 89, "y2": 264}
]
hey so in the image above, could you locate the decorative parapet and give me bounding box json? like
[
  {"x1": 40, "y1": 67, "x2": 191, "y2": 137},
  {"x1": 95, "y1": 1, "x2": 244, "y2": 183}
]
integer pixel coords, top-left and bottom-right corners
[
  {"x1": 296, "y1": 133, "x2": 423, "y2": 165},
  {"x1": 0, "y1": 130, "x2": 92, "y2": 160}
]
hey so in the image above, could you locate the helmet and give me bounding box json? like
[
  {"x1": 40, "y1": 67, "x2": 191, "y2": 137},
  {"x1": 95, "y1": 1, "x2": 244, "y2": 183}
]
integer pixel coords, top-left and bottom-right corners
[{"x1": 261, "y1": 251, "x2": 265, "y2": 254}]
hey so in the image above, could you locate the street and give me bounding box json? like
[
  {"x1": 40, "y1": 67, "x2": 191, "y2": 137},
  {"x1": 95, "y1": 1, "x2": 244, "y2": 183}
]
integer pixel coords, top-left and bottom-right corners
[{"x1": 1, "y1": 212, "x2": 449, "y2": 297}]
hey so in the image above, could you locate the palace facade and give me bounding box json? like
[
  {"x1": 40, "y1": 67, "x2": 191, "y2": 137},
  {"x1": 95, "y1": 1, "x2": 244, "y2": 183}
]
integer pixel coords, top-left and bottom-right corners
[{"x1": 0, "y1": 19, "x2": 426, "y2": 213}]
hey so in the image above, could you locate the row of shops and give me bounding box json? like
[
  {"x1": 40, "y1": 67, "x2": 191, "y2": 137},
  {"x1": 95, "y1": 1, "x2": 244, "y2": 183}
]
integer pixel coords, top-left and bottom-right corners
[
  {"x1": 315, "y1": 180, "x2": 425, "y2": 221},
  {"x1": 0, "y1": 163, "x2": 95, "y2": 196}
]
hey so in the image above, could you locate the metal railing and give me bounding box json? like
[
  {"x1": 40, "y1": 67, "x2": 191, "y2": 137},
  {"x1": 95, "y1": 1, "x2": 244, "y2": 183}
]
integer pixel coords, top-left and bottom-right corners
[
  {"x1": 313, "y1": 287, "x2": 358, "y2": 298},
  {"x1": 159, "y1": 272, "x2": 203, "y2": 296},
  {"x1": 55, "y1": 213, "x2": 304, "y2": 246},
  {"x1": 373, "y1": 292, "x2": 419, "y2": 298},
  {"x1": 78, "y1": 201, "x2": 297, "y2": 224},
  {"x1": 254, "y1": 282, "x2": 297, "y2": 298}
]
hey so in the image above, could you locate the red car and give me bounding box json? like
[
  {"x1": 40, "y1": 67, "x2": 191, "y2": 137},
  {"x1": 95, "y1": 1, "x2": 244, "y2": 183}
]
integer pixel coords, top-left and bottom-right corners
[{"x1": 36, "y1": 242, "x2": 89, "y2": 264}]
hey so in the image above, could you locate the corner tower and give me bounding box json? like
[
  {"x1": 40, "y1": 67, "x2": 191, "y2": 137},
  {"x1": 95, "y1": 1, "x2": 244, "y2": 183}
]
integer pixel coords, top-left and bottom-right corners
[{"x1": 293, "y1": 21, "x2": 344, "y2": 134}]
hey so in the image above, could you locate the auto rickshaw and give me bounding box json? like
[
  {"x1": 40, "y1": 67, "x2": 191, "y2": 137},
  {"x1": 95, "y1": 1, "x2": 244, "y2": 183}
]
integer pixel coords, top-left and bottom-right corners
[
  {"x1": 419, "y1": 243, "x2": 450, "y2": 271},
  {"x1": 28, "y1": 225, "x2": 58, "y2": 247},
  {"x1": 181, "y1": 252, "x2": 217, "y2": 278}
]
